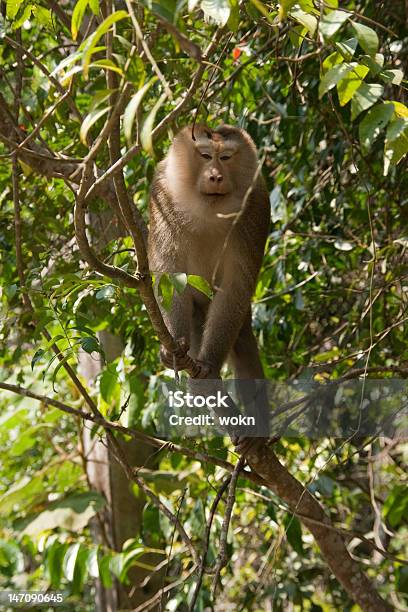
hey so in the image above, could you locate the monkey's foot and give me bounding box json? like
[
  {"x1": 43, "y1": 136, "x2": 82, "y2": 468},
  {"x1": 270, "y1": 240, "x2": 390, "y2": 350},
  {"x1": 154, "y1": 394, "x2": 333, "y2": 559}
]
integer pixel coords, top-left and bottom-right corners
[{"x1": 160, "y1": 338, "x2": 191, "y2": 371}]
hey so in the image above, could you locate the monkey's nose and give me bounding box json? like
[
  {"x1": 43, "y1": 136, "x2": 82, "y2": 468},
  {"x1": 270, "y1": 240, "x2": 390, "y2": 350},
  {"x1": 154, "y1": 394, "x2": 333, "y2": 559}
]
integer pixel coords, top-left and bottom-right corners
[{"x1": 210, "y1": 173, "x2": 223, "y2": 183}]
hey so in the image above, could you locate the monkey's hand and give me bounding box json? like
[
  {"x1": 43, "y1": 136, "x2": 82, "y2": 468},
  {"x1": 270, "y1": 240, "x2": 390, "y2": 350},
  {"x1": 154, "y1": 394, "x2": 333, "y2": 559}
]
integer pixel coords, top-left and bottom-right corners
[
  {"x1": 160, "y1": 338, "x2": 192, "y2": 371},
  {"x1": 191, "y1": 359, "x2": 220, "y2": 380}
]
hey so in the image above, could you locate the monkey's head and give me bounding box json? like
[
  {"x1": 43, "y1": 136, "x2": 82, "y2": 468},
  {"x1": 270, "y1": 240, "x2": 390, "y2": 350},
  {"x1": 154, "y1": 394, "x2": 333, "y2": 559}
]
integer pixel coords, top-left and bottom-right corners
[{"x1": 163, "y1": 125, "x2": 259, "y2": 220}]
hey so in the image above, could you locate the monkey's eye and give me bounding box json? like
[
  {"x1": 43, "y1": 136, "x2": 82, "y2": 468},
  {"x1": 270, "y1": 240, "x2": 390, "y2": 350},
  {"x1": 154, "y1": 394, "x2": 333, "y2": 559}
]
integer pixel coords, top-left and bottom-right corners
[
  {"x1": 200, "y1": 153, "x2": 212, "y2": 160},
  {"x1": 220, "y1": 155, "x2": 231, "y2": 161}
]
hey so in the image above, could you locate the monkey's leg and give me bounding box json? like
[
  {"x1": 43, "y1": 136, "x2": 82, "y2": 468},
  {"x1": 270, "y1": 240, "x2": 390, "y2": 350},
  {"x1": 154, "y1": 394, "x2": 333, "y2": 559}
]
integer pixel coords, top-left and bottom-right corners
[
  {"x1": 229, "y1": 314, "x2": 271, "y2": 454},
  {"x1": 189, "y1": 302, "x2": 207, "y2": 360},
  {"x1": 229, "y1": 312, "x2": 264, "y2": 379},
  {"x1": 159, "y1": 289, "x2": 193, "y2": 370}
]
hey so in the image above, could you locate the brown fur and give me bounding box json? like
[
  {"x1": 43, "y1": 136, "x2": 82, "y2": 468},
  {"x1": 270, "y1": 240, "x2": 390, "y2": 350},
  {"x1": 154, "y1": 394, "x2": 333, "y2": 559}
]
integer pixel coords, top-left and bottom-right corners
[{"x1": 148, "y1": 125, "x2": 270, "y2": 378}]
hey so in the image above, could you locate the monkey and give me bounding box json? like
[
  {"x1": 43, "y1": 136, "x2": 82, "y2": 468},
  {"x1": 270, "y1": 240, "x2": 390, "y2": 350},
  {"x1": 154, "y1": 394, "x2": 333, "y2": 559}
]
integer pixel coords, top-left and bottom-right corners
[{"x1": 148, "y1": 124, "x2": 270, "y2": 451}]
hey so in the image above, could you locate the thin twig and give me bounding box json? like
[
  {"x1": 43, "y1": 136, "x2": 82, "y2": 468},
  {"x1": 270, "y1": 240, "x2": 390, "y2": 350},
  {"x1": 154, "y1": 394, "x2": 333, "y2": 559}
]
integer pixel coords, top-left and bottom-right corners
[
  {"x1": 211, "y1": 455, "x2": 245, "y2": 596},
  {"x1": 189, "y1": 475, "x2": 231, "y2": 611}
]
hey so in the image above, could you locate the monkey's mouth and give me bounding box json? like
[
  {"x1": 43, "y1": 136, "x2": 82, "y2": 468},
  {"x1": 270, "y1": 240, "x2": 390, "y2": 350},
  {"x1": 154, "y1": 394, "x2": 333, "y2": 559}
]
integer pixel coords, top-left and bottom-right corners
[{"x1": 202, "y1": 191, "x2": 228, "y2": 198}]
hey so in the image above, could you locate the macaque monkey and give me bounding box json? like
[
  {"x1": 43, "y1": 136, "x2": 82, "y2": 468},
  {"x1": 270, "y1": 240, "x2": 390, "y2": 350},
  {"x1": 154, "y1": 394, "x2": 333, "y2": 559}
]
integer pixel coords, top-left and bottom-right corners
[{"x1": 148, "y1": 125, "x2": 270, "y2": 447}]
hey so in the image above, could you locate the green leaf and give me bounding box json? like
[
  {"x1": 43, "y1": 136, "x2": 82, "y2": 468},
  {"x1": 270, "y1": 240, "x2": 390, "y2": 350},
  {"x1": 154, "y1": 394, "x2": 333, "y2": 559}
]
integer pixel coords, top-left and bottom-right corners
[
  {"x1": 89, "y1": 0, "x2": 99, "y2": 15},
  {"x1": 31, "y1": 348, "x2": 45, "y2": 370},
  {"x1": 360, "y1": 53, "x2": 384, "y2": 75},
  {"x1": 33, "y1": 6, "x2": 52, "y2": 28},
  {"x1": 12, "y1": 4, "x2": 33, "y2": 29},
  {"x1": 91, "y1": 59, "x2": 123, "y2": 75},
  {"x1": 11, "y1": 425, "x2": 52, "y2": 457},
  {"x1": 227, "y1": 0, "x2": 239, "y2": 31},
  {"x1": 336, "y1": 64, "x2": 369, "y2": 106},
  {"x1": 126, "y1": 54, "x2": 146, "y2": 86},
  {"x1": 351, "y1": 83, "x2": 383, "y2": 120},
  {"x1": 350, "y1": 21, "x2": 379, "y2": 56},
  {"x1": 319, "y1": 9, "x2": 348, "y2": 38},
  {"x1": 46, "y1": 540, "x2": 68, "y2": 588},
  {"x1": 95, "y1": 285, "x2": 115, "y2": 300},
  {"x1": 63, "y1": 543, "x2": 81, "y2": 582},
  {"x1": 169, "y1": 273, "x2": 188, "y2": 294},
  {"x1": 80, "y1": 336, "x2": 102, "y2": 354},
  {"x1": 359, "y1": 102, "x2": 394, "y2": 151},
  {"x1": 80, "y1": 106, "x2": 110, "y2": 145},
  {"x1": 200, "y1": 0, "x2": 230, "y2": 26},
  {"x1": 24, "y1": 492, "x2": 105, "y2": 537},
  {"x1": 383, "y1": 485, "x2": 408, "y2": 528},
  {"x1": 99, "y1": 369, "x2": 118, "y2": 403},
  {"x1": 123, "y1": 78, "x2": 157, "y2": 145},
  {"x1": 81, "y1": 10, "x2": 129, "y2": 79},
  {"x1": 269, "y1": 184, "x2": 286, "y2": 223},
  {"x1": 384, "y1": 118, "x2": 408, "y2": 175},
  {"x1": 98, "y1": 554, "x2": 113, "y2": 588},
  {"x1": 6, "y1": 0, "x2": 23, "y2": 20},
  {"x1": 158, "y1": 274, "x2": 174, "y2": 311},
  {"x1": 322, "y1": 52, "x2": 343, "y2": 73},
  {"x1": 335, "y1": 37, "x2": 358, "y2": 61},
  {"x1": 187, "y1": 275, "x2": 213, "y2": 299},
  {"x1": 87, "y1": 547, "x2": 100, "y2": 579},
  {"x1": 319, "y1": 63, "x2": 353, "y2": 99},
  {"x1": 278, "y1": 0, "x2": 297, "y2": 20},
  {"x1": 380, "y1": 69, "x2": 404, "y2": 85},
  {"x1": 284, "y1": 515, "x2": 304, "y2": 556},
  {"x1": 291, "y1": 8, "x2": 317, "y2": 35},
  {"x1": 72, "y1": 0, "x2": 89, "y2": 41},
  {"x1": 51, "y1": 354, "x2": 72, "y2": 391},
  {"x1": 249, "y1": 0, "x2": 273, "y2": 21},
  {"x1": 5, "y1": 283, "x2": 17, "y2": 298},
  {"x1": 140, "y1": 93, "x2": 167, "y2": 155},
  {"x1": 392, "y1": 102, "x2": 408, "y2": 118},
  {"x1": 0, "y1": 476, "x2": 45, "y2": 516}
]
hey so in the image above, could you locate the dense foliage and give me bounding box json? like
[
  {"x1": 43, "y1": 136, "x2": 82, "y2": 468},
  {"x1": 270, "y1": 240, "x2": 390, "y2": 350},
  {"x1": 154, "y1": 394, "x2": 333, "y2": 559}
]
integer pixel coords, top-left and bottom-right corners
[{"x1": 0, "y1": 0, "x2": 407, "y2": 610}]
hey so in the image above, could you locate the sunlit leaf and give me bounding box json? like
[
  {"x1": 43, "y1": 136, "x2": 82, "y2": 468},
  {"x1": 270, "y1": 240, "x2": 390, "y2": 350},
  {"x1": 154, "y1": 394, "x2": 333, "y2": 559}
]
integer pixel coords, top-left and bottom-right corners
[
  {"x1": 140, "y1": 93, "x2": 167, "y2": 154},
  {"x1": 91, "y1": 59, "x2": 123, "y2": 75},
  {"x1": 336, "y1": 64, "x2": 369, "y2": 106},
  {"x1": 291, "y1": 8, "x2": 317, "y2": 35},
  {"x1": 63, "y1": 543, "x2": 81, "y2": 582},
  {"x1": 319, "y1": 9, "x2": 348, "y2": 38},
  {"x1": 350, "y1": 21, "x2": 379, "y2": 56},
  {"x1": 359, "y1": 102, "x2": 394, "y2": 150},
  {"x1": 80, "y1": 106, "x2": 110, "y2": 145},
  {"x1": 158, "y1": 274, "x2": 174, "y2": 311},
  {"x1": 169, "y1": 273, "x2": 188, "y2": 294},
  {"x1": 6, "y1": 0, "x2": 24, "y2": 20},
  {"x1": 380, "y1": 69, "x2": 404, "y2": 85},
  {"x1": 278, "y1": 0, "x2": 297, "y2": 20},
  {"x1": 384, "y1": 117, "x2": 408, "y2": 175},
  {"x1": 187, "y1": 275, "x2": 213, "y2": 298},
  {"x1": 81, "y1": 10, "x2": 128, "y2": 79},
  {"x1": 335, "y1": 38, "x2": 358, "y2": 61},
  {"x1": 200, "y1": 0, "x2": 230, "y2": 26},
  {"x1": 123, "y1": 78, "x2": 157, "y2": 145},
  {"x1": 351, "y1": 83, "x2": 383, "y2": 120},
  {"x1": 319, "y1": 63, "x2": 353, "y2": 99},
  {"x1": 72, "y1": 0, "x2": 89, "y2": 41}
]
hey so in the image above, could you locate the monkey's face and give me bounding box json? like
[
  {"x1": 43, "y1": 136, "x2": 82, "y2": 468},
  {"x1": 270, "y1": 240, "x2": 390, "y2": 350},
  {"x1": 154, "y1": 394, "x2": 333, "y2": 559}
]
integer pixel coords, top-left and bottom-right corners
[
  {"x1": 164, "y1": 125, "x2": 259, "y2": 220},
  {"x1": 194, "y1": 131, "x2": 236, "y2": 198}
]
